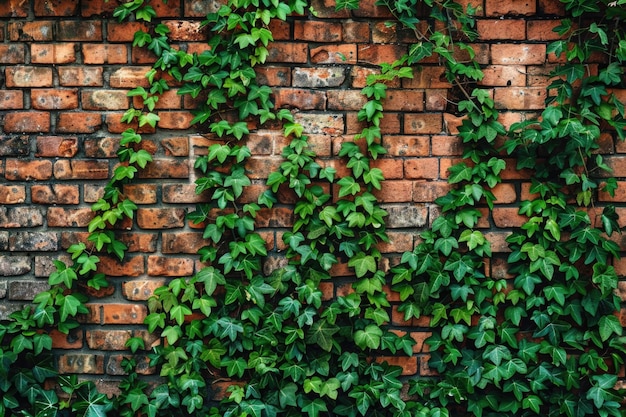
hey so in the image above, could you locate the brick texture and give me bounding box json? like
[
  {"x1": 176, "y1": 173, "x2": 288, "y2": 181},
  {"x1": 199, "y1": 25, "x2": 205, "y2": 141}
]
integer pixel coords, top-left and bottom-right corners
[{"x1": 0, "y1": 0, "x2": 624, "y2": 385}]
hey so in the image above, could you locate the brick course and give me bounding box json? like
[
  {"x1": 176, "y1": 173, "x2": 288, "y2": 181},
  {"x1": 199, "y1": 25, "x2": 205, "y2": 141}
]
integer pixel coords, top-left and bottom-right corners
[{"x1": 0, "y1": 0, "x2": 624, "y2": 385}]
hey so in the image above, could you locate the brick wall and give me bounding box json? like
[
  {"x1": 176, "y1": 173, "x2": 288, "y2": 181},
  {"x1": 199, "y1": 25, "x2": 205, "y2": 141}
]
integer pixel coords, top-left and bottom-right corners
[{"x1": 0, "y1": 0, "x2": 625, "y2": 392}]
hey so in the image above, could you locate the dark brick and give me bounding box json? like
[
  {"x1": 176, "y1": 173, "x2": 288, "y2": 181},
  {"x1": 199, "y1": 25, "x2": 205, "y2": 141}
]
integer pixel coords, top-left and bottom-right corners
[
  {"x1": 9, "y1": 232, "x2": 58, "y2": 251},
  {"x1": 0, "y1": 136, "x2": 29, "y2": 156},
  {"x1": 0, "y1": 256, "x2": 31, "y2": 276},
  {"x1": 0, "y1": 207, "x2": 44, "y2": 228},
  {"x1": 8, "y1": 280, "x2": 49, "y2": 299}
]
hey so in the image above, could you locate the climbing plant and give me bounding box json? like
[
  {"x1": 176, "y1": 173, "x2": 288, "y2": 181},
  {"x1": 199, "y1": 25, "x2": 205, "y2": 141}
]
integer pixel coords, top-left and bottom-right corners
[{"x1": 1, "y1": 0, "x2": 626, "y2": 417}]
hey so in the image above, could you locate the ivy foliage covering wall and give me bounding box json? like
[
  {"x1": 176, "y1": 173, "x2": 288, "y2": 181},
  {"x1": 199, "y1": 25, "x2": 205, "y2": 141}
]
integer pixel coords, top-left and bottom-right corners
[{"x1": 1, "y1": 0, "x2": 626, "y2": 417}]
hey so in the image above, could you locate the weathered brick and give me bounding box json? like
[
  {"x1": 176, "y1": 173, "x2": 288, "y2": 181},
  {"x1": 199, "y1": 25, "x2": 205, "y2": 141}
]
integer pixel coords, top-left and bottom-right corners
[
  {"x1": 357, "y1": 44, "x2": 405, "y2": 65},
  {"x1": 58, "y1": 354, "x2": 104, "y2": 374},
  {"x1": 256, "y1": 66, "x2": 291, "y2": 86},
  {"x1": 47, "y1": 207, "x2": 94, "y2": 227},
  {"x1": 477, "y1": 19, "x2": 526, "y2": 40},
  {"x1": 479, "y1": 65, "x2": 526, "y2": 87},
  {"x1": 80, "y1": 0, "x2": 118, "y2": 16},
  {"x1": 384, "y1": 204, "x2": 428, "y2": 228},
  {"x1": 0, "y1": 91, "x2": 24, "y2": 109},
  {"x1": 402, "y1": 67, "x2": 451, "y2": 89},
  {"x1": 184, "y1": 0, "x2": 221, "y2": 16},
  {"x1": 0, "y1": 135, "x2": 29, "y2": 156},
  {"x1": 8, "y1": 279, "x2": 49, "y2": 300},
  {"x1": 105, "y1": 113, "x2": 155, "y2": 134},
  {"x1": 137, "y1": 159, "x2": 189, "y2": 179},
  {"x1": 0, "y1": 185, "x2": 26, "y2": 204},
  {"x1": 100, "y1": 304, "x2": 148, "y2": 324},
  {"x1": 96, "y1": 255, "x2": 145, "y2": 277},
  {"x1": 4, "y1": 159, "x2": 53, "y2": 180},
  {"x1": 292, "y1": 67, "x2": 346, "y2": 88},
  {"x1": 135, "y1": 89, "x2": 182, "y2": 110},
  {"x1": 326, "y1": 90, "x2": 367, "y2": 111},
  {"x1": 110, "y1": 66, "x2": 152, "y2": 88},
  {"x1": 404, "y1": 113, "x2": 444, "y2": 134},
  {"x1": 122, "y1": 184, "x2": 158, "y2": 204},
  {"x1": 32, "y1": 184, "x2": 79, "y2": 205},
  {"x1": 0, "y1": 44, "x2": 25, "y2": 63},
  {"x1": 82, "y1": 90, "x2": 130, "y2": 110},
  {"x1": 494, "y1": 87, "x2": 547, "y2": 110},
  {"x1": 161, "y1": 136, "x2": 189, "y2": 156},
  {"x1": 492, "y1": 44, "x2": 546, "y2": 65},
  {"x1": 147, "y1": 256, "x2": 194, "y2": 276},
  {"x1": 383, "y1": 135, "x2": 429, "y2": 157},
  {"x1": 3, "y1": 112, "x2": 50, "y2": 133},
  {"x1": 405, "y1": 158, "x2": 440, "y2": 180},
  {"x1": 412, "y1": 181, "x2": 451, "y2": 202},
  {"x1": 162, "y1": 232, "x2": 208, "y2": 254},
  {"x1": 309, "y1": 44, "x2": 357, "y2": 64},
  {"x1": 294, "y1": 113, "x2": 344, "y2": 135},
  {"x1": 294, "y1": 21, "x2": 342, "y2": 42},
  {"x1": 82, "y1": 44, "x2": 127, "y2": 64},
  {"x1": 163, "y1": 20, "x2": 207, "y2": 41},
  {"x1": 527, "y1": 20, "x2": 566, "y2": 41},
  {"x1": 34, "y1": 0, "x2": 78, "y2": 16},
  {"x1": 56, "y1": 112, "x2": 102, "y2": 133},
  {"x1": 137, "y1": 208, "x2": 186, "y2": 229},
  {"x1": 157, "y1": 111, "x2": 194, "y2": 129},
  {"x1": 8, "y1": 21, "x2": 54, "y2": 41},
  {"x1": 0, "y1": 0, "x2": 28, "y2": 17},
  {"x1": 485, "y1": 0, "x2": 537, "y2": 16},
  {"x1": 162, "y1": 184, "x2": 209, "y2": 203},
  {"x1": 492, "y1": 207, "x2": 527, "y2": 227},
  {"x1": 31, "y1": 43, "x2": 77, "y2": 64},
  {"x1": 372, "y1": 21, "x2": 397, "y2": 43},
  {"x1": 267, "y1": 42, "x2": 308, "y2": 63},
  {"x1": 343, "y1": 21, "x2": 371, "y2": 43},
  {"x1": 31, "y1": 89, "x2": 79, "y2": 110},
  {"x1": 53, "y1": 159, "x2": 109, "y2": 180},
  {"x1": 107, "y1": 21, "x2": 149, "y2": 42},
  {"x1": 50, "y1": 328, "x2": 83, "y2": 349},
  {"x1": 57, "y1": 20, "x2": 102, "y2": 41},
  {"x1": 6, "y1": 66, "x2": 53, "y2": 87},
  {"x1": 58, "y1": 66, "x2": 103, "y2": 86},
  {"x1": 274, "y1": 88, "x2": 327, "y2": 110},
  {"x1": 36, "y1": 136, "x2": 78, "y2": 157},
  {"x1": 122, "y1": 279, "x2": 167, "y2": 301},
  {"x1": 0, "y1": 256, "x2": 31, "y2": 276},
  {"x1": 83, "y1": 137, "x2": 120, "y2": 158},
  {"x1": 0, "y1": 207, "x2": 44, "y2": 228},
  {"x1": 9, "y1": 232, "x2": 58, "y2": 251}
]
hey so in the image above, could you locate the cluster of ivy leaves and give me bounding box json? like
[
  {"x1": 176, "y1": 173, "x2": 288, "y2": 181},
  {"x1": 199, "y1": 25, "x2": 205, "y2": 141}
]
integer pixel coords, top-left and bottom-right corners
[{"x1": 1, "y1": 0, "x2": 626, "y2": 417}]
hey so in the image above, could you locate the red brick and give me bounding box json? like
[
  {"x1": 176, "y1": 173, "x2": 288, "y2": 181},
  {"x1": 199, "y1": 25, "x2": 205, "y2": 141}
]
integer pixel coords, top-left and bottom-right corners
[
  {"x1": 107, "y1": 22, "x2": 149, "y2": 42},
  {"x1": 385, "y1": 90, "x2": 425, "y2": 112},
  {"x1": 352, "y1": 0, "x2": 394, "y2": 18},
  {"x1": 31, "y1": 184, "x2": 79, "y2": 204},
  {"x1": 117, "y1": 232, "x2": 158, "y2": 253},
  {"x1": 494, "y1": 87, "x2": 547, "y2": 110},
  {"x1": 343, "y1": 21, "x2": 370, "y2": 43},
  {"x1": 57, "y1": 20, "x2": 102, "y2": 41},
  {"x1": 137, "y1": 159, "x2": 189, "y2": 179},
  {"x1": 477, "y1": 19, "x2": 526, "y2": 40},
  {"x1": 4, "y1": 159, "x2": 52, "y2": 180},
  {"x1": 47, "y1": 207, "x2": 94, "y2": 227},
  {"x1": 0, "y1": 91, "x2": 24, "y2": 110},
  {"x1": 8, "y1": 21, "x2": 53, "y2": 41},
  {"x1": 404, "y1": 113, "x2": 443, "y2": 134},
  {"x1": 372, "y1": 21, "x2": 398, "y2": 43},
  {"x1": 255, "y1": 66, "x2": 291, "y2": 87},
  {"x1": 492, "y1": 207, "x2": 527, "y2": 227},
  {"x1": 57, "y1": 354, "x2": 104, "y2": 374},
  {"x1": 162, "y1": 232, "x2": 209, "y2": 254},
  {"x1": 134, "y1": 89, "x2": 182, "y2": 110},
  {"x1": 147, "y1": 256, "x2": 194, "y2": 276},
  {"x1": 84, "y1": 137, "x2": 120, "y2": 158},
  {"x1": 403, "y1": 67, "x2": 451, "y2": 89},
  {"x1": 152, "y1": 0, "x2": 181, "y2": 17},
  {"x1": 34, "y1": 0, "x2": 78, "y2": 16},
  {"x1": 538, "y1": 0, "x2": 565, "y2": 15},
  {"x1": 479, "y1": 65, "x2": 526, "y2": 87},
  {"x1": 0, "y1": 185, "x2": 26, "y2": 204},
  {"x1": 405, "y1": 158, "x2": 440, "y2": 180},
  {"x1": 3, "y1": 111, "x2": 50, "y2": 133},
  {"x1": 56, "y1": 112, "x2": 102, "y2": 133},
  {"x1": 371, "y1": 158, "x2": 403, "y2": 179},
  {"x1": 491, "y1": 44, "x2": 546, "y2": 65},
  {"x1": 371, "y1": 180, "x2": 414, "y2": 203},
  {"x1": 31, "y1": 89, "x2": 79, "y2": 110},
  {"x1": 123, "y1": 184, "x2": 158, "y2": 204},
  {"x1": 295, "y1": 21, "x2": 342, "y2": 42},
  {"x1": 105, "y1": 113, "x2": 155, "y2": 134},
  {"x1": 267, "y1": 42, "x2": 308, "y2": 63},
  {"x1": 0, "y1": 44, "x2": 24, "y2": 64},
  {"x1": 82, "y1": 44, "x2": 127, "y2": 64},
  {"x1": 275, "y1": 88, "x2": 327, "y2": 110},
  {"x1": 131, "y1": 46, "x2": 157, "y2": 64},
  {"x1": 58, "y1": 66, "x2": 103, "y2": 87},
  {"x1": 527, "y1": 20, "x2": 566, "y2": 41},
  {"x1": 162, "y1": 184, "x2": 210, "y2": 203},
  {"x1": 31, "y1": 43, "x2": 76, "y2": 64},
  {"x1": 122, "y1": 279, "x2": 167, "y2": 301},
  {"x1": 357, "y1": 44, "x2": 405, "y2": 65},
  {"x1": 102, "y1": 303, "x2": 147, "y2": 324},
  {"x1": 485, "y1": 0, "x2": 536, "y2": 16},
  {"x1": 137, "y1": 208, "x2": 186, "y2": 229},
  {"x1": 53, "y1": 160, "x2": 109, "y2": 180},
  {"x1": 96, "y1": 256, "x2": 145, "y2": 277},
  {"x1": 6, "y1": 66, "x2": 53, "y2": 87},
  {"x1": 157, "y1": 111, "x2": 194, "y2": 129},
  {"x1": 383, "y1": 135, "x2": 429, "y2": 156},
  {"x1": 81, "y1": 0, "x2": 118, "y2": 16},
  {"x1": 326, "y1": 90, "x2": 367, "y2": 111},
  {"x1": 110, "y1": 67, "x2": 151, "y2": 88},
  {"x1": 412, "y1": 181, "x2": 451, "y2": 202},
  {"x1": 295, "y1": 113, "x2": 345, "y2": 135},
  {"x1": 0, "y1": 0, "x2": 28, "y2": 17},
  {"x1": 312, "y1": 45, "x2": 358, "y2": 65},
  {"x1": 50, "y1": 329, "x2": 83, "y2": 349}
]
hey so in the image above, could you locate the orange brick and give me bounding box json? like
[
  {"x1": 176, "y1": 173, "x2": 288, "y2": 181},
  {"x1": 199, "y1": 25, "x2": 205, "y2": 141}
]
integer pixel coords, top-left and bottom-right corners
[
  {"x1": 485, "y1": 0, "x2": 536, "y2": 16},
  {"x1": 405, "y1": 158, "x2": 439, "y2": 180},
  {"x1": 311, "y1": 44, "x2": 357, "y2": 64},
  {"x1": 479, "y1": 65, "x2": 526, "y2": 87},
  {"x1": 0, "y1": 90, "x2": 24, "y2": 109},
  {"x1": 295, "y1": 20, "x2": 343, "y2": 42},
  {"x1": 527, "y1": 20, "x2": 566, "y2": 41},
  {"x1": 31, "y1": 88, "x2": 79, "y2": 110},
  {"x1": 3, "y1": 111, "x2": 50, "y2": 133},
  {"x1": 494, "y1": 87, "x2": 547, "y2": 110},
  {"x1": 56, "y1": 112, "x2": 102, "y2": 133},
  {"x1": 404, "y1": 113, "x2": 443, "y2": 134},
  {"x1": 492, "y1": 44, "x2": 546, "y2": 65},
  {"x1": 34, "y1": 0, "x2": 78, "y2": 16},
  {"x1": 477, "y1": 19, "x2": 526, "y2": 40},
  {"x1": 384, "y1": 135, "x2": 430, "y2": 157},
  {"x1": 147, "y1": 256, "x2": 194, "y2": 276},
  {"x1": 82, "y1": 44, "x2": 127, "y2": 64},
  {"x1": 6, "y1": 66, "x2": 53, "y2": 87},
  {"x1": 31, "y1": 43, "x2": 76, "y2": 64}
]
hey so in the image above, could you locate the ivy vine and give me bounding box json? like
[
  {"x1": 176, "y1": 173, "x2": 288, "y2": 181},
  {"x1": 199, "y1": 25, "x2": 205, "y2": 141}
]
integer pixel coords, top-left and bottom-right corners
[{"x1": 1, "y1": 0, "x2": 625, "y2": 417}]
